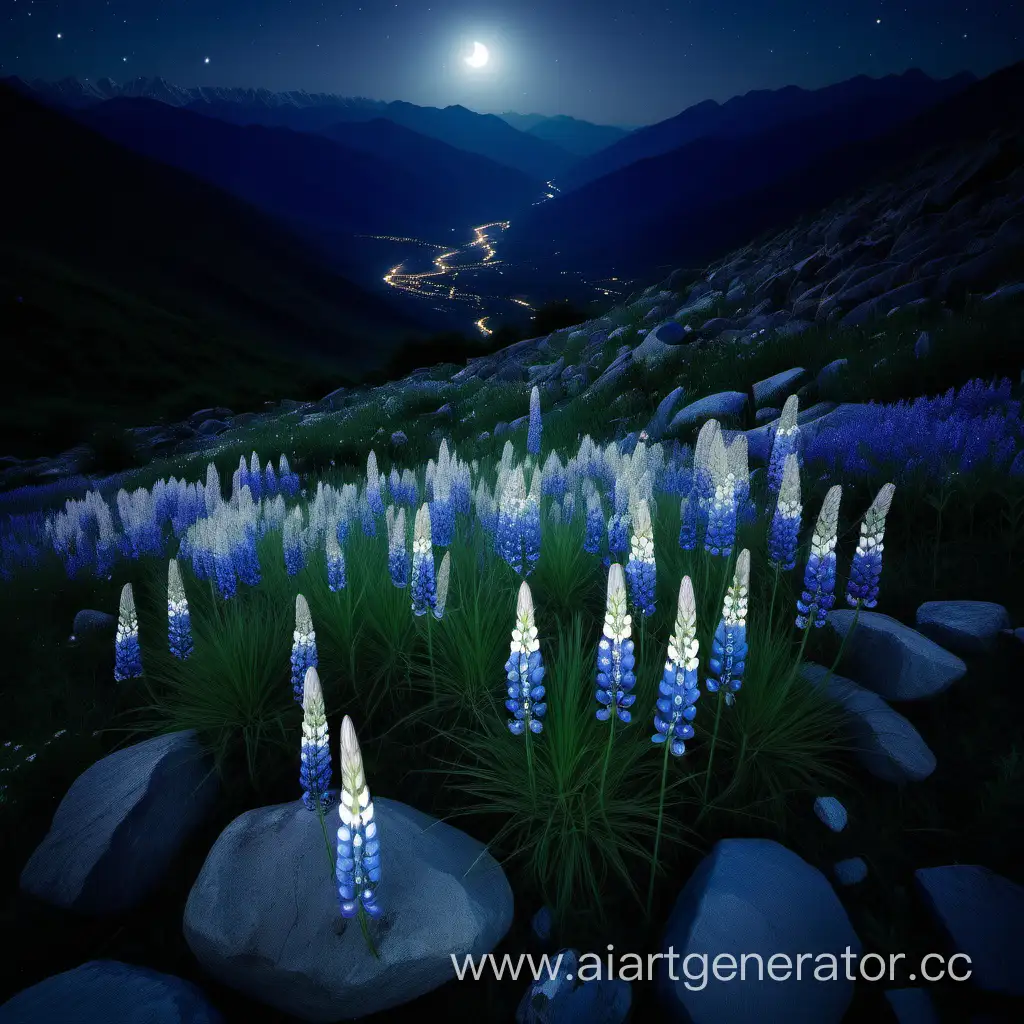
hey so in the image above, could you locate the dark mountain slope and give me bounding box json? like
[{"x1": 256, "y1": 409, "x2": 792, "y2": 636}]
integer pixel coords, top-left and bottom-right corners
[
  {"x1": 503, "y1": 63, "x2": 1021, "y2": 279},
  {"x1": 77, "y1": 99, "x2": 539, "y2": 272},
  {"x1": 560, "y1": 69, "x2": 975, "y2": 190},
  {"x1": 0, "y1": 85, "x2": 425, "y2": 455}
]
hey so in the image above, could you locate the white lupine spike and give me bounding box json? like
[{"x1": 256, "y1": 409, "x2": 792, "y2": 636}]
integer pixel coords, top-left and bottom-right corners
[
  {"x1": 723, "y1": 549, "x2": 751, "y2": 626},
  {"x1": 117, "y1": 582, "x2": 138, "y2": 633},
  {"x1": 694, "y1": 419, "x2": 722, "y2": 474},
  {"x1": 511, "y1": 581, "x2": 539, "y2": 654},
  {"x1": 367, "y1": 450, "x2": 379, "y2": 484},
  {"x1": 727, "y1": 435, "x2": 749, "y2": 484},
  {"x1": 778, "y1": 394, "x2": 800, "y2": 435},
  {"x1": 811, "y1": 485, "x2": 843, "y2": 558},
  {"x1": 778, "y1": 453, "x2": 802, "y2": 518},
  {"x1": 251, "y1": 452, "x2": 261, "y2": 479},
  {"x1": 709, "y1": 428, "x2": 730, "y2": 485},
  {"x1": 302, "y1": 666, "x2": 327, "y2": 726},
  {"x1": 527, "y1": 465, "x2": 542, "y2": 504},
  {"x1": 502, "y1": 465, "x2": 526, "y2": 508},
  {"x1": 168, "y1": 558, "x2": 186, "y2": 606},
  {"x1": 295, "y1": 594, "x2": 314, "y2": 638},
  {"x1": 603, "y1": 564, "x2": 632, "y2": 642},
  {"x1": 413, "y1": 503, "x2": 432, "y2": 552},
  {"x1": 326, "y1": 528, "x2": 341, "y2": 561},
  {"x1": 630, "y1": 499, "x2": 654, "y2": 563},
  {"x1": 385, "y1": 505, "x2": 396, "y2": 541},
  {"x1": 435, "y1": 551, "x2": 451, "y2": 619},
  {"x1": 339, "y1": 716, "x2": 371, "y2": 824},
  {"x1": 668, "y1": 576, "x2": 699, "y2": 671},
  {"x1": 389, "y1": 507, "x2": 407, "y2": 553},
  {"x1": 858, "y1": 482, "x2": 896, "y2": 553}
]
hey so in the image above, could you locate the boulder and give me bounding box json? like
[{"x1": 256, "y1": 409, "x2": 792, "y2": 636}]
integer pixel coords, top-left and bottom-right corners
[
  {"x1": 754, "y1": 407, "x2": 780, "y2": 425},
  {"x1": 981, "y1": 281, "x2": 1024, "y2": 304},
  {"x1": 826, "y1": 611, "x2": 967, "y2": 701},
  {"x1": 813, "y1": 796, "x2": 847, "y2": 832},
  {"x1": 645, "y1": 387, "x2": 688, "y2": 442},
  {"x1": 839, "y1": 279, "x2": 935, "y2": 327},
  {"x1": 774, "y1": 319, "x2": 813, "y2": 338},
  {"x1": 20, "y1": 731, "x2": 217, "y2": 915},
  {"x1": 71, "y1": 609, "x2": 116, "y2": 640},
  {"x1": 516, "y1": 948, "x2": 631, "y2": 1024},
  {"x1": 652, "y1": 320, "x2": 687, "y2": 345},
  {"x1": 802, "y1": 663, "x2": 936, "y2": 783},
  {"x1": 915, "y1": 865, "x2": 1024, "y2": 996},
  {"x1": 914, "y1": 331, "x2": 931, "y2": 360},
  {"x1": 815, "y1": 358, "x2": 848, "y2": 389},
  {"x1": 658, "y1": 839, "x2": 860, "y2": 1024},
  {"x1": 184, "y1": 797, "x2": 514, "y2": 1022},
  {"x1": 188, "y1": 406, "x2": 233, "y2": 426},
  {"x1": 667, "y1": 392, "x2": 747, "y2": 435},
  {"x1": 752, "y1": 368, "x2": 808, "y2": 408},
  {"x1": 915, "y1": 601, "x2": 1011, "y2": 656},
  {"x1": 833, "y1": 859, "x2": 868, "y2": 887},
  {"x1": 196, "y1": 419, "x2": 229, "y2": 437},
  {"x1": 390, "y1": 431, "x2": 408, "y2": 447},
  {"x1": 0, "y1": 961, "x2": 223, "y2": 1024},
  {"x1": 884, "y1": 988, "x2": 940, "y2": 1024}
]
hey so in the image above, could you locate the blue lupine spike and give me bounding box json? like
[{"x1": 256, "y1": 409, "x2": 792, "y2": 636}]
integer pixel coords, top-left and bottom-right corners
[
  {"x1": 114, "y1": 582, "x2": 143, "y2": 681},
  {"x1": 652, "y1": 576, "x2": 700, "y2": 755},
  {"x1": 410, "y1": 504, "x2": 437, "y2": 616},
  {"x1": 584, "y1": 492, "x2": 604, "y2": 554},
  {"x1": 678, "y1": 489, "x2": 698, "y2": 550},
  {"x1": 326, "y1": 530, "x2": 347, "y2": 591},
  {"x1": 706, "y1": 551, "x2": 750, "y2": 707},
  {"x1": 767, "y1": 396, "x2": 801, "y2": 494},
  {"x1": 625, "y1": 498, "x2": 656, "y2": 617},
  {"x1": 300, "y1": 667, "x2": 333, "y2": 812},
  {"x1": 704, "y1": 430, "x2": 737, "y2": 558},
  {"x1": 595, "y1": 564, "x2": 636, "y2": 724},
  {"x1": 505, "y1": 582, "x2": 546, "y2": 735},
  {"x1": 387, "y1": 506, "x2": 409, "y2": 588},
  {"x1": 291, "y1": 595, "x2": 318, "y2": 701},
  {"x1": 767, "y1": 453, "x2": 802, "y2": 571},
  {"x1": 846, "y1": 483, "x2": 895, "y2": 608},
  {"x1": 337, "y1": 716, "x2": 381, "y2": 919},
  {"x1": 167, "y1": 559, "x2": 193, "y2": 660},
  {"x1": 796, "y1": 486, "x2": 842, "y2": 629}
]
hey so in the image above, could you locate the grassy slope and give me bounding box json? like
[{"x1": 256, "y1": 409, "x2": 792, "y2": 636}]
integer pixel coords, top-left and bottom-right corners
[{"x1": 1, "y1": 84, "x2": 427, "y2": 457}]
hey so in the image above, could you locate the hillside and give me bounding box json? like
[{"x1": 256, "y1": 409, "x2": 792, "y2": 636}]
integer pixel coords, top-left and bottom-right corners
[
  {"x1": 503, "y1": 62, "x2": 1024, "y2": 280},
  {"x1": 0, "y1": 84, "x2": 426, "y2": 458},
  {"x1": 499, "y1": 112, "x2": 630, "y2": 157},
  {"x1": 560, "y1": 68, "x2": 975, "y2": 190}
]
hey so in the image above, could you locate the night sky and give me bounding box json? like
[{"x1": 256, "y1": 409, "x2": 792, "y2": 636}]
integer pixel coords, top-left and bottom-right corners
[{"x1": 3, "y1": 1, "x2": 1023, "y2": 125}]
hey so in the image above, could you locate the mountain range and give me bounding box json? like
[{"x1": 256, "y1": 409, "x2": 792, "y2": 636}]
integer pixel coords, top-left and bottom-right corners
[
  {"x1": 498, "y1": 112, "x2": 631, "y2": 156},
  {"x1": 3, "y1": 75, "x2": 573, "y2": 181}
]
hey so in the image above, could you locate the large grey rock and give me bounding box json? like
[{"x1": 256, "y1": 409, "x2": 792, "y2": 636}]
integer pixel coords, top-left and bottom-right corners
[
  {"x1": 981, "y1": 281, "x2": 1024, "y2": 304},
  {"x1": 752, "y1": 368, "x2": 807, "y2": 408},
  {"x1": 645, "y1": 387, "x2": 688, "y2": 442},
  {"x1": 20, "y1": 731, "x2": 217, "y2": 915},
  {"x1": 668, "y1": 392, "x2": 747, "y2": 434},
  {"x1": 884, "y1": 988, "x2": 940, "y2": 1024},
  {"x1": 915, "y1": 600, "x2": 1011, "y2": 656},
  {"x1": 815, "y1": 358, "x2": 848, "y2": 389},
  {"x1": 915, "y1": 865, "x2": 1024, "y2": 996},
  {"x1": 826, "y1": 610, "x2": 966, "y2": 701},
  {"x1": 184, "y1": 797, "x2": 514, "y2": 1022},
  {"x1": 516, "y1": 948, "x2": 631, "y2": 1024},
  {"x1": 196, "y1": 419, "x2": 229, "y2": 437},
  {"x1": 802, "y1": 663, "x2": 936, "y2": 783},
  {"x1": 658, "y1": 839, "x2": 860, "y2": 1024},
  {"x1": 0, "y1": 961, "x2": 223, "y2": 1024},
  {"x1": 652, "y1": 320, "x2": 687, "y2": 345}
]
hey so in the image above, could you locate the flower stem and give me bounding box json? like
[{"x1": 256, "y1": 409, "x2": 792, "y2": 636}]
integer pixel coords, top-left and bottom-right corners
[
  {"x1": 786, "y1": 621, "x2": 813, "y2": 689},
  {"x1": 822, "y1": 603, "x2": 860, "y2": 689},
  {"x1": 646, "y1": 735, "x2": 672, "y2": 919},
  {"x1": 599, "y1": 710, "x2": 616, "y2": 812},
  {"x1": 525, "y1": 720, "x2": 536, "y2": 807},
  {"x1": 315, "y1": 801, "x2": 334, "y2": 869},
  {"x1": 702, "y1": 688, "x2": 724, "y2": 805},
  {"x1": 767, "y1": 562, "x2": 780, "y2": 629},
  {"x1": 426, "y1": 614, "x2": 436, "y2": 701},
  {"x1": 357, "y1": 905, "x2": 380, "y2": 960}
]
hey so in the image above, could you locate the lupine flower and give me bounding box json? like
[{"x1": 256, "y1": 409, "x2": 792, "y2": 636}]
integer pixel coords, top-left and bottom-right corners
[
  {"x1": 652, "y1": 577, "x2": 700, "y2": 755},
  {"x1": 625, "y1": 498, "x2": 656, "y2": 617},
  {"x1": 430, "y1": 460, "x2": 455, "y2": 548},
  {"x1": 678, "y1": 490, "x2": 698, "y2": 550},
  {"x1": 434, "y1": 551, "x2": 451, "y2": 620},
  {"x1": 300, "y1": 667, "x2": 333, "y2": 812},
  {"x1": 767, "y1": 453, "x2": 802, "y2": 571},
  {"x1": 707, "y1": 549, "x2": 750, "y2": 706},
  {"x1": 768, "y1": 395, "x2": 800, "y2": 494},
  {"x1": 167, "y1": 559, "x2": 193, "y2": 660},
  {"x1": 326, "y1": 530, "x2": 347, "y2": 591},
  {"x1": 366, "y1": 452, "x2": 385, "y2": 516},
  {"x1": 387, "y1": 506, "x2": 408, "y2": 588},
  {"x1": 248, "y1": 453, "x2": 262, "y2": 502},
  {"x1": 283, "y1": 506, "x2": 305, "y2": 576},
  {"x1": 114, "y1": 582, "x2": 143, "y2": 681},
  {"x1": 291, "y1": 595, "x2": 318, "y2": 701},
  {"x1": 527, "y1": 385, "x2": 542, "y2": 455},
  {"x1": 693, "y1": 419, "x2": 721, "y2": 513},
  {"x1": 521, "y1": 468, "x2": 542, "y2": 573},
  {"x1": 846, "y1": 483, "x2": 895, "y2": 608},
  {"x1": 264, "y1": 462, "x2": 278, "y2": 496},
  {"x1": 213, "y1": 522, "x2": 237, "y2": 599},
  {"x1": 336, "y1": 716, "x2": 381, "y2": 919},
  {"x1": 606, "y1": 478, "x2": 630, "y2": 565},
  {"x1": 704, "y1": 430, "x2": 737, "y2": 557},
  {"x1": 583, "y1": 490, "x2": 604, "y2": 555},
  {"x1": 595, "y1": 564, "x2": 636, "y2": 723},
  {"x1": 796, "y1": 485, "x2": 842, "y2": 629},
  {"x1": 279, "y1": 455, "x2": 300, "y2": 497},
  {"x1": 505, "y1": 581, "x2": 547, "y2": 735},
  {"x1": 410, "y1": 504, "x2": 437, "y2": 616}
]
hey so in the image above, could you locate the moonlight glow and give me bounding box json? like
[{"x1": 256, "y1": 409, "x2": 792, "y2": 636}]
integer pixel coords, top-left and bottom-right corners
[{"x1": 465, "y1": 41, "x2": 490, "y2": 68}]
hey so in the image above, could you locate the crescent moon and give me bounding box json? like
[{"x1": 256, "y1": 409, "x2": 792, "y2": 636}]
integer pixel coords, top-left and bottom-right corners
[{"x1": 465, "y1": 41, "x2": 489, "y2": 68}]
